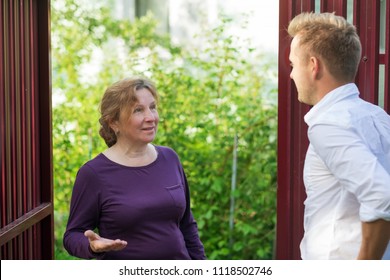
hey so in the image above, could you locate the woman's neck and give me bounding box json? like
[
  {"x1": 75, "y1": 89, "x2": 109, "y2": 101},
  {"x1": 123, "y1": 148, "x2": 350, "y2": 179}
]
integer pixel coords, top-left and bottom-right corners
[{"x1": 104, "y1": 143, "x2": 157, "y2": 167}]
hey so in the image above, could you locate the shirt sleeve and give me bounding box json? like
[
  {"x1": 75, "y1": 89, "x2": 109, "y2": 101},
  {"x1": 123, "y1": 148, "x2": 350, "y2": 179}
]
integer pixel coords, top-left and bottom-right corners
[
  {"x1": 63, "y1": 164, "x2": 105, "y2": 259},
  {"x1": 308, "y1": 123, "x2": 390, "y2": 222},
  {"x1": 178, "y1": 168, "x2": 207, "y2": 259}
]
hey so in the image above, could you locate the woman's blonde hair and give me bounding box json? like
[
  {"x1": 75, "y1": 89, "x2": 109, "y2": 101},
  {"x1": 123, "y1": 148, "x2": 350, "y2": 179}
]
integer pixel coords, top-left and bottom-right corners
[{"x1": 99, "y1": 77, "x2": 158, "y2": 147}]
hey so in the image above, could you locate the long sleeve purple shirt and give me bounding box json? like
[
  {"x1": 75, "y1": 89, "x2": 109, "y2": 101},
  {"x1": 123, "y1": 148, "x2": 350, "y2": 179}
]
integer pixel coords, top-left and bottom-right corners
[{"x1": 63, "y1": 145, "x2": 206, "y2": 260}]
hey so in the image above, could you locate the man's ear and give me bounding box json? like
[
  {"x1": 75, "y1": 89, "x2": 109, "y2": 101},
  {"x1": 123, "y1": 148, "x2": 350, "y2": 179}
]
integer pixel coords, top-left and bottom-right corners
[{"x1": 310, "y1": 56, "x2": 322, "y2": 80}]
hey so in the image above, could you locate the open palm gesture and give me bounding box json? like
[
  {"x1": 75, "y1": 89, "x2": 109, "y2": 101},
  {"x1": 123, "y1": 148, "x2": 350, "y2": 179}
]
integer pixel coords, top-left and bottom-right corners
[{"x1": 84, "y1": 230, "x2": 127, "y2": 253}]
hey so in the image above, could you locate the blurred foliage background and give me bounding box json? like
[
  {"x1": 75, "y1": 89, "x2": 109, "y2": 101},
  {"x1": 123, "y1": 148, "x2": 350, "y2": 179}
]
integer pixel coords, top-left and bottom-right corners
[{"x1": 52, "y1": 0, "x2": 277, "y2": 260}]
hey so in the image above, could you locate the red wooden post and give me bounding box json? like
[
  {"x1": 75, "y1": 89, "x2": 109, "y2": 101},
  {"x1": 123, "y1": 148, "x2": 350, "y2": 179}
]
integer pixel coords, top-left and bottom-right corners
[
  {"x1": 277, "y1": 0, "x2": 389, "y2": 259},
  {"x1": 277, "y1": 0, "x2": 313, "y2": 260},
  {"x1": 384, "y1": 0, "x2": 390, "y2": 112}
]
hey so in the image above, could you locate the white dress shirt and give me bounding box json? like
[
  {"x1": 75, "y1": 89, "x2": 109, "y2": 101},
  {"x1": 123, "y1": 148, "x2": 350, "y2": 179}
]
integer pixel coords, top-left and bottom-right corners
[{"x1": 300, "y1": 83, "x2": 390, "y2": 260}]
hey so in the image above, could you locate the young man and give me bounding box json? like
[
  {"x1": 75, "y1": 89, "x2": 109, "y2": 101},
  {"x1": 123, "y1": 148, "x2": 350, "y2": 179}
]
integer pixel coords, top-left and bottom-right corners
[{"x1": 288, "y1": 12, "x2": 390, "y2": 260}]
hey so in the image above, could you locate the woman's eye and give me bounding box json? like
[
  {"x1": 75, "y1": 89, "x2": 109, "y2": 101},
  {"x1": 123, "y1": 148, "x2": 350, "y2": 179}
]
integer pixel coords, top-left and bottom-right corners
[{"x1": 134, "y1": 107, "x2": 142, "y2": 113}]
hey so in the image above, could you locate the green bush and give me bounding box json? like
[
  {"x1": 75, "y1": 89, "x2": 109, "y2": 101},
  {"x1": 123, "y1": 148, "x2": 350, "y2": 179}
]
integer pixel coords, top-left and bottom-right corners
[{"x1": 52, "y1": 0, "x2": 277, "y2": 260}]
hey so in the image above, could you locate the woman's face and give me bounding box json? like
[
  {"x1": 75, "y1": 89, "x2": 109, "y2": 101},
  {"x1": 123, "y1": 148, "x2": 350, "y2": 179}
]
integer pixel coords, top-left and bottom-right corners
[{"x1": 114, "y1": 88, "x2": 159, "y2": 146}]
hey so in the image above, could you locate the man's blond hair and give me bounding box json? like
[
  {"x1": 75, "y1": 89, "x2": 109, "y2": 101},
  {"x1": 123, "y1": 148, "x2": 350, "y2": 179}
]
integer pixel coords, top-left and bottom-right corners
[{"x1": 288, "y1": 12, "x2": 361, "y2": 82}]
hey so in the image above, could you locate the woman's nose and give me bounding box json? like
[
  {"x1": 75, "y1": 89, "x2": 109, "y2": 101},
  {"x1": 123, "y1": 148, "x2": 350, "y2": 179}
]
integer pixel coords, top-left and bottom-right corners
[{"x1": 144, "y1": 109, "x2": 156, "y2": 121}]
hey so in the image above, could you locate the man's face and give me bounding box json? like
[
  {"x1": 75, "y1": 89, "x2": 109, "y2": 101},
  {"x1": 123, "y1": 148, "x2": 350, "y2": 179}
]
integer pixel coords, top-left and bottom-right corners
[{"x1": 289, "y1": 35, "x2": 316, "y2": 105}]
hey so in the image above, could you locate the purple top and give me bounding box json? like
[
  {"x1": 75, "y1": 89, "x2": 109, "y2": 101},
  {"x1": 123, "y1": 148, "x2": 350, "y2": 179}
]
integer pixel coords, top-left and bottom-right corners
[{"x1": 63, "y1": 145, "x2": 206, "y2": 260}]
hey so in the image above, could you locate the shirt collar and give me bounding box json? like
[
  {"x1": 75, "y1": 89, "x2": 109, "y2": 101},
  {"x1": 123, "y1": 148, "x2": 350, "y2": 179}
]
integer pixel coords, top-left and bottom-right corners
[{"x1": 304, "y1": 83, "x2": 359, "y2": 126}]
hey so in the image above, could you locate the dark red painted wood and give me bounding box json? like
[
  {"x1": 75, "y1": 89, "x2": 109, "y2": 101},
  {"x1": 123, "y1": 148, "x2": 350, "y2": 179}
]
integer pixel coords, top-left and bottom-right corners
[
  {"x1": 321, "y1": 0, "x2": 347, "y2": 14},
  {"x1": 277, "y1": 0, "x2": 313, "y2": 260},
  {"x1": 0, "y1": 0, "x2": 5, "y2": 236},
  {"x1": 354, "y1": 0, "x2": 380, "y2": 103},
  {"x1": 0, "y1": 0, "x2": 53, "y2": 259},
  {"x1": 277, "y1": 0, "x2": 389, "y2": 259},
  {"x1": 385, "y1": 0, "x2": 390, "y2": 112}
]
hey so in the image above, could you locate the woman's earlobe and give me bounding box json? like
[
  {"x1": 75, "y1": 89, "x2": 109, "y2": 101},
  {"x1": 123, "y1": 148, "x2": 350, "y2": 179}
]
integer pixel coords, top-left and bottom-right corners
[{"x1": 109, "y1": 120, "x2": 118, "y2": 134}]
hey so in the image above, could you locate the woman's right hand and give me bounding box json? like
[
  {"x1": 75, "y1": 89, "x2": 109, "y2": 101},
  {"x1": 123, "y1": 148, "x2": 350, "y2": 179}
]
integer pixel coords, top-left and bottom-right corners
[{"x1": 84, "y1": 230, "x2": 128, "y2": 253}]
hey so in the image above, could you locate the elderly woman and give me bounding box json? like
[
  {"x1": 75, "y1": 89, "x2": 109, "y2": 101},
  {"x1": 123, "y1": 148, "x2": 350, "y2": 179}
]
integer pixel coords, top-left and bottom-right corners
[{"x1": 63, "y1": 77, "x2": 206, "y2": 260}]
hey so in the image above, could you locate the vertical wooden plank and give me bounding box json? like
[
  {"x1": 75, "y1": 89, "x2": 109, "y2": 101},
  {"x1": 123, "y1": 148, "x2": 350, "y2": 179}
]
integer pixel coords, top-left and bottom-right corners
[
  {"x1": 7, "y1": 0, "x2": 16, "y2": 259},
  {"x1": 30, "y1": 0, "x2": 39, "y2": 211},
  {"x1": 0, "y1": 0, "x2": 7, "y2": 258},
  {"x1": 36, "y1": 0, "x2": 54, "y2": 259},
  {"x1": 277, "y1": 0, "x2": 294, "y2": 260},
  {"x1": 19, "y1": 0, "x2": 27, "y2": 217},
  {"x1": 14, "y1": 0, "x2": 24, "y2": 259},
  {"x1": 354, "y1": 0, "x2": 380, "y2": 103},
  {"x1": 321, "y1": 0, "x2": 347, "y2": 15},
  {"x1": 30, "y1": 0, "x2": 39, "y2": 259},
  {"x1": 25, "y1": 0, "x2": 32, "y2": 215},
  {"x1": 277, "y1": 0, "x2": 313, "y2": 260},
  {"x1": 385, "y1": 0, "x2": 390, "y2": 112},
  {"x1": 19, "y1": 0, "x2": 29, "y2": 259},
  {"x1": 0, "y1": 0, "x2": 5, "y2": 234},
  {"x1": 24, "y1": 0, "x2": 34, "y2": 259}
]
